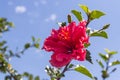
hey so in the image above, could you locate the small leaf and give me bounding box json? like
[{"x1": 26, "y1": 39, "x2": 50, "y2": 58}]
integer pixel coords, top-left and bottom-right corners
[
  {"x1": 90, "y1": 31, "x2": 108, "y2": 39},
  {"x1": 84, "y1": 43, "x2": 90, "y2": 48},
  {"x1": 102, "y1": 24, "x2": 110, "y2": 30},
  {"x1": 99, "y1": 53, "x2": 108, "y2": 62},
  {"x1": 102, "y1": 70, "x2": 109, "y2": 79},
  {"x1": 74, "y1": 65, "x2": 93, "y2": 79},
  {"x1": 69, "y1": 64, "x2": 74, "y2": 68},
  {"x1": 34, "y1": 43, "x2": 40, "y2": 48},
  {"x1": 9, "y1": 50, "x2": 14, "y2": 56},
  {"x1": 96, "y1": 60, "x2": 104, "y2": 68},
  {"x1": 67, "y1": 14, "x2": 72, "y2": 23},
  {"x1": 71, "y1": 10, "x2": 82, "y2": 21},
  {"x1": 79, "y1": 4, "x2": 90, "y2": 15},
  {"x1": 110, "y1": 60, "x2": 120, "y2": 66},
  {"x1": 29, "y1": 74, "x2": 33, "y2": 80},
  {"x1": 8, "y1": 22, "x2": 14, "y2": 27},
  {"x1": 104, "y1": 49, "x2": 117, "y2": 55},
  {"x1": 110, "y1": 68, "x2": 117, "y2": 73},
  {"x1": 90, "y1": 10, "x2": 105, "y2": 20},
  {"x1": 32, "y1": 36, "x2": 35, "y2": 42},
  {"x1": 24, "y1": 43, "x2": 31, "y2": 49},
  {"x1": 5, "y1": 75, "x2": 12, "y2": 80},
  {"x1": 34, "y1": 76, "x2": 40, "y2": 80},
  {"x1": 23, "y1": 72, "x2": 29, "y2": 77},
  {"x1": 86, "y1": 50, "x2": 93, "y2": 64},
  {"x1": 58, "y1": 22, "x2": 66, "y2": 27},
  {"x1": 16, "y1": 54, "x2": 21, "y2": 58}
]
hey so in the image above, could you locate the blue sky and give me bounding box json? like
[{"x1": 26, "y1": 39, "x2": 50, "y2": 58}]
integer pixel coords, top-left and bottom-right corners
[{"x1": 0, "y1": 0, "x2": 120, "y2": 80}]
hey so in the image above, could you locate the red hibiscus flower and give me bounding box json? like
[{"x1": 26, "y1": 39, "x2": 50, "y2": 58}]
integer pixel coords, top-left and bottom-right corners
[{"x1": 42, "y1": 21, "x2": 89, "y2": 68}]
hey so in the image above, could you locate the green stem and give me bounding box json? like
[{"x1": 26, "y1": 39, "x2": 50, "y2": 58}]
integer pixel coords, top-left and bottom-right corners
[
  {"x1": 86, "y1": 14, "x2": 90, "y2": 27},
  {"x1": 57, "y1": 63, "x2": 70, "y2": 80},
  {"x1": 102, "y1": 55, "x2": 111, "y2": 80}
]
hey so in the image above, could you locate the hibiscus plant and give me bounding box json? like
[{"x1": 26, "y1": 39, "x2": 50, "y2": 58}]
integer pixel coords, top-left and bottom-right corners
[{"x1": 0, "y1": 4, "x2": 120, "y2": 80}]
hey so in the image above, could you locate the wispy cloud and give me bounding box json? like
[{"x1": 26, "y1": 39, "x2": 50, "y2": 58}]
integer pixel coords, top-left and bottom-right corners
[
  {"x1": 15, "y1": 6, "x2": 27, "y2": 14},
  {"x1": 45, "y1": 14, "x2": 57, "y2": 22}
]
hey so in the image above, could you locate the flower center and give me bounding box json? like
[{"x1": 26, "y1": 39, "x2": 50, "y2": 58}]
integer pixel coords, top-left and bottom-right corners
[{"x1": 58, "y1": 30, "x2": 70, "y2": 40}]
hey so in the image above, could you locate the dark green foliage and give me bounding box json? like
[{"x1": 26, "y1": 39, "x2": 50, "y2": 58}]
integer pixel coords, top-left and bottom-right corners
[
  {"x1": 96, "y1": 49, "x2": 120, "y2": 80},
  {"x1": 86, "y1": 50, "x2": 93, "y2": 64}
]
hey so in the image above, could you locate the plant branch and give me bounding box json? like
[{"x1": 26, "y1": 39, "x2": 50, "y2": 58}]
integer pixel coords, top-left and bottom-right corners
[{"x1": 57, "y1": 63, "x2": 70, "y2": 80}]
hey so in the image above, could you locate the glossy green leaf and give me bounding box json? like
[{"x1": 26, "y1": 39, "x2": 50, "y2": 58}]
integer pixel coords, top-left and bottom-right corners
[
  {"x1": 71, "y1": 10, "x2": 82, "y2": 21},
  {"x1": 90, "y1": 31, "x2": 108, "y2": 39},
  {"x1": 90, "y1": 10, "x2": 105, "y2": 20},
  {"x1": 96, "y1": 60, "x2": 104, "y2": 68},
  {"x1": 99, "y1": 53, "x2": 108, "y2": 62},
  {"x1": 86, "y1": 50, "x2": 93, "y2": 64},
  {"x1": 79, "y1": 4, "x2": 90, "y2": 15},
  {"x1": 110, "y1": 60, "x2": 120, "y2": 66},
  {"x1": 74, "y1": 65, "x2": 93, "y2": 79}
]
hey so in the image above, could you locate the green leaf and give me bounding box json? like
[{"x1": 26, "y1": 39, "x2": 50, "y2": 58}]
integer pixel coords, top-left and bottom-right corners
[
  {"x1": 67, "y1": 14, "x2": 72, "y2": 23},
  {"x1": 8, "y1": 22, "x2": 14, "y2": 27},
  {"x1": 34, "y1": 76, "x2": 40, "y2": 80},
  {"x1": 104, "y1": 49, "x2": 117, "y2": 55},
  {"x1": 32, "y1": 36, "x2": 35, "y2": 42},
  {"x1": 29, "y1": 74, "x2": 33, "y2": 80},
  {"x1": 9, "y1": 50, "x2": 14, "y2": 56},
  {"x1": 79, "y1": 4, "x2": 90, "y2": 15},
  {"x1": 24, "y1": 43, "x2": 31, "y2": 49},
  {"x1": 110, "y1": 60, "x2": 120, "y2": 66},
  {"x1": 74, "y1": 65, "x2": 94, "y2": 79},
  {"x1": 71, "y1": 10, "x2": 82, "y2": 21},
  {"x1": 102, "y1": 24, "x2": 110, "y2": 30},
  {"x1": 90, "y1": 10, "x2": 105, "y2": 20},
  {"x1": 99, "y1": 53, "x2": 108, "y2": 62},
  {"x1": 102, "y1": 70, "x2": 109, "y2": 79},
  {"x1": 86, "y1": 50, "x2": 93, "y2": 64},
  {"x1": 96, "y1": 60, "x2": 104, "y2": 68},
  {"x1": 34, "y1": 43, "x2": 40, "y2": 48},
  {"x1": 58, "y1": 22, "x2": 66, "y2": 27},
  {"x1": 90, "y1": 31, "x2": 108, "y2": 39},
  {"x1": 84, "y1": 43, "x2": 90, "y2": 48},
  {"x1": 69, "y1": 64, "x2": 74, "y2": 68},
  {"x1": 5, "y1": 76, "x2": 12, "y2": 80}
]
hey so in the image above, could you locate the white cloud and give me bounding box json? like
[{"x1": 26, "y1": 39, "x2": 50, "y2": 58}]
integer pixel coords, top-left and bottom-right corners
[
  {"x1": 15, "y1": 6, "x2": 27, "y2": 14},
  {"x1": 45, "y1": 14, "x2": 57, "y2": 22}
]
